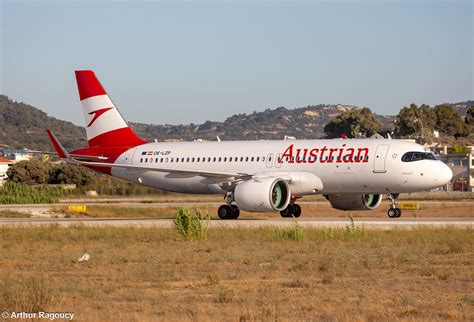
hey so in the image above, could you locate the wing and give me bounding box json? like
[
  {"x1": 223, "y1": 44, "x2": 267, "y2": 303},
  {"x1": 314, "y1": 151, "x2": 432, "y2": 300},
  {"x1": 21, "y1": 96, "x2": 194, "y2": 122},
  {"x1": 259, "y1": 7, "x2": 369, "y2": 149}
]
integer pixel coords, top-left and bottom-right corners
[
  {"x1": 27, "y1": 150, "x2": 109, "y2": 161},
  {"x1": 46, "y1": 129, "x2": 251, "y2": 181}
]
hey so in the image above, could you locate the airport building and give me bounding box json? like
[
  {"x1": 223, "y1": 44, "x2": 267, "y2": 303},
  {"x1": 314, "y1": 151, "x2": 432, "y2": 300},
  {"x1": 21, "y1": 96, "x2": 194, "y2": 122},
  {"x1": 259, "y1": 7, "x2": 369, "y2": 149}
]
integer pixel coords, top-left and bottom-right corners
[
  {"x1": 436, "y1": 146, "x2": 474, "y2": 192},
  {"x1": 0, "y1": 157, "x2": 14, "y2": 186},
  {"x1": 0, "y1": 150, "x2": 32, "y2": 162}
]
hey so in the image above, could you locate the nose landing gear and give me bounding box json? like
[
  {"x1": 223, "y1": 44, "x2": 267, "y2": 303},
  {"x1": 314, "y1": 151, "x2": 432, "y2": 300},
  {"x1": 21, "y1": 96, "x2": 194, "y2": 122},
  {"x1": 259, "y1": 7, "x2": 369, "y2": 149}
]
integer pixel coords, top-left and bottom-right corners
[{"x1": 387, "y1": 193, "x2": 401, "y2": 218}]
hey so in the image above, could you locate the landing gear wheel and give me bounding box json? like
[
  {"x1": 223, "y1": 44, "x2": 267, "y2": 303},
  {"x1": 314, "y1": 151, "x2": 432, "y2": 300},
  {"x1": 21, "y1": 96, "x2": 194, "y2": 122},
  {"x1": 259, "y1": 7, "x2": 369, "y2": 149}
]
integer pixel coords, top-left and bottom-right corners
[
  {"x1": 231, "y1": 205, "x2": 240, "y2": 219},
  {"x1": 387, "y1": 193, "x2": 401, "y2": 218},
  {"x1": 394, "y1": 208, "x2": 401, "y2": 218},
  {"x1": 387, "y1": 208, "x2": 398, "y2": 218},
  {"x1": 292, "y1": 204, "x2": 301, "y2": 218},
  {"x1": 218, "y1": 205, "x2": 234, "y2": 220},
  {"x1": 280, "y1": 205, "x2": 293, "y2": 218},
  {"x1": 280, "y1": 204, "x2": 302, "y2": 218}
]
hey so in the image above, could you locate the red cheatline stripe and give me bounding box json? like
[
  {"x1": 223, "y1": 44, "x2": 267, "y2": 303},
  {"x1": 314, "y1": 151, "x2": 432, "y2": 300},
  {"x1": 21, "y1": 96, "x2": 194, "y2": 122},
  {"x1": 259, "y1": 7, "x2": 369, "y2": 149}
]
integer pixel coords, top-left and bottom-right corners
[{"x1": 75, "y1": 70, "x2": 107, "y2": 101}]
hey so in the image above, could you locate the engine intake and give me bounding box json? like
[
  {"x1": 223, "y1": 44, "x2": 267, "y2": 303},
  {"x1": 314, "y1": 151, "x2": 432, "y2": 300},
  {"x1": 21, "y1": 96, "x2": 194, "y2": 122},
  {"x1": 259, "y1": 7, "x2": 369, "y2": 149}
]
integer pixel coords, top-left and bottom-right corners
[
  {"x1": 327, "y1": 193, "x2": 382, "y2": 211},
  {"x1": 234, "y1": 177, "x2": 290, "y2": 212}
]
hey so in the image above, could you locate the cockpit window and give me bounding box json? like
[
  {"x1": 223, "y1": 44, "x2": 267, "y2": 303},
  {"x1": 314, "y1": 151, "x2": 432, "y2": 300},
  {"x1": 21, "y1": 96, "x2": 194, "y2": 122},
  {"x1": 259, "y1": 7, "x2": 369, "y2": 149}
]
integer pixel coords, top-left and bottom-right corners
[{"x1": 401, "y1": 151, "x2": 435, "y2": 162}]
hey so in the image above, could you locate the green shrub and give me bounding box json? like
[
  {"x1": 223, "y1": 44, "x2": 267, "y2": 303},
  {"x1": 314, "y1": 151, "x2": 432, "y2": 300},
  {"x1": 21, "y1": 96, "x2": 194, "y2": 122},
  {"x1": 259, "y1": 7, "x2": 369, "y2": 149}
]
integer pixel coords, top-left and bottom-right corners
[
  {"x1": 344, "y1": 215, "x2": 368, "y2": 240},
  {"x1": 173, "y1": 207, "x2": 209, "y2": 241},
  {"x1": 0, "y1": 182, "x2": 70, "y2": 204},
  {"x1": 272, "y1": 221, "x2": 304, "y2": 241}
]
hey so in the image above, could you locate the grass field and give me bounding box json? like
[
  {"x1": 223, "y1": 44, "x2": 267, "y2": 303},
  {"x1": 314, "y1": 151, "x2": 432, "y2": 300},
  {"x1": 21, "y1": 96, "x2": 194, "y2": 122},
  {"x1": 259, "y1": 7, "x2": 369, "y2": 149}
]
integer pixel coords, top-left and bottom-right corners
[
  {"x1": 55, "y1": 200, "x2": 474, "y2": 219},
  {"x1": 0, "y1": 225, "x2": 472, "y2": 321}
]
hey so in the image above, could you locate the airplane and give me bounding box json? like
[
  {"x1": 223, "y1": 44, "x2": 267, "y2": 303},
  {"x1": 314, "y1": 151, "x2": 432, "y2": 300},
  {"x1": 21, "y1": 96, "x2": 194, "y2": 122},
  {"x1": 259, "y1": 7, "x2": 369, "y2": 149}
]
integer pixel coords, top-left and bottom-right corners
[{"x1": 46, "y1": 70, "x2": 453, "y2": 219}]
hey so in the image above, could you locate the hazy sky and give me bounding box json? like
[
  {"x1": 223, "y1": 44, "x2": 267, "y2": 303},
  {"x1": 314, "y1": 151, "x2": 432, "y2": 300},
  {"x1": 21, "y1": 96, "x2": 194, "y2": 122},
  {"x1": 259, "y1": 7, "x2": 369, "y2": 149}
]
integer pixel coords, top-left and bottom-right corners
[{"x1": 1, "y1": 0, "x2": 472, "y2": 126}]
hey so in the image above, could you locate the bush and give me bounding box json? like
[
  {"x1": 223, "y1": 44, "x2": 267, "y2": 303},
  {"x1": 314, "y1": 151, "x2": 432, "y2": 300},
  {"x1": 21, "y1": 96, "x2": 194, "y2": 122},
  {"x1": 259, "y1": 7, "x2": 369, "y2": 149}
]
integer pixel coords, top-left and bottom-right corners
[
  {"x1": 173, "y1": 207, "x2": 209, "y2": 241},
  {"x1": 344, "y1": 215, "x2": 368, "y2": 240},
  {"x1": 0, "y1": 182, "x2": 70, "y2": 204},
  {"x1": 272, "y1": 220, "x2": 304, "y2": 241},
  {"x1": 6, "y1": 159, "x2": 50, "y2": 185}
]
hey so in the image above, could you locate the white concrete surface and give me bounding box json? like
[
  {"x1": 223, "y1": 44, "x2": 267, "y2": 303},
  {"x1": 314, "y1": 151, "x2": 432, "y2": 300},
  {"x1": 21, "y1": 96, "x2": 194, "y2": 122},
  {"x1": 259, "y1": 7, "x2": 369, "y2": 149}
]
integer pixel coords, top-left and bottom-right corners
[{"x1": 0, "y1": 217, "x2": 472, "y2": 229}]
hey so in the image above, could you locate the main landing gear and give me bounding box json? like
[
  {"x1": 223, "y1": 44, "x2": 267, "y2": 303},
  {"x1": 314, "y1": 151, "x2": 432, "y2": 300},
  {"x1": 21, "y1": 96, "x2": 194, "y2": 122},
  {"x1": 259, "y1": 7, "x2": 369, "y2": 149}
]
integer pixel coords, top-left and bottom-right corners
[
  {"x1": 218, "y1": 193, "x2": 240, "y2": 220},
  {"x1": 217, "y1": 204, "x2": 240, "y2": 220},
  {"x1": 387, "y1": 193, "x2": 401, "y2": 218},
  {"x1": 280, "y1": 196, "x2": 301, "y2": 218}
]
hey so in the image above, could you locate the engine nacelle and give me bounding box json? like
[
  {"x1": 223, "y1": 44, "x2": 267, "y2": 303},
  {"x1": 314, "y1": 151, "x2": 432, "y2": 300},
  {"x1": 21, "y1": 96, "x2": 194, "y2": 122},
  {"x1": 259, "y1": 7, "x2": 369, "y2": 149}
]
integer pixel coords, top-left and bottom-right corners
[
  {"x1": 234, "y1": 177, "x2": 291, "y2": 212},
  {"x1": 327, "y1": 193, "x2": 382, "y2": 211}
]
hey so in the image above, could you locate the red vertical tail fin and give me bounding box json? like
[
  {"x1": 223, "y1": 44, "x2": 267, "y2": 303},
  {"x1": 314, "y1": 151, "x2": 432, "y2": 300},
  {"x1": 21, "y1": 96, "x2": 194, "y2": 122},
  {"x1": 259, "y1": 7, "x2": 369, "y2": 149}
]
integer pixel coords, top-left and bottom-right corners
[{"x1": 75, "y1": 70, "x2": 145, "y2": 148}]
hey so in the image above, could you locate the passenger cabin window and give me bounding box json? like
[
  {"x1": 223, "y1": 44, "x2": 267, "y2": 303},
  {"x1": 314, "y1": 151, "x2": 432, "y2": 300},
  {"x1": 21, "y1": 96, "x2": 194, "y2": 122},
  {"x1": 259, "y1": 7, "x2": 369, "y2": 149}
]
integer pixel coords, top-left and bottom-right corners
[{"x1": 401, "y1": 152, "x2": 436, "y2": 162}]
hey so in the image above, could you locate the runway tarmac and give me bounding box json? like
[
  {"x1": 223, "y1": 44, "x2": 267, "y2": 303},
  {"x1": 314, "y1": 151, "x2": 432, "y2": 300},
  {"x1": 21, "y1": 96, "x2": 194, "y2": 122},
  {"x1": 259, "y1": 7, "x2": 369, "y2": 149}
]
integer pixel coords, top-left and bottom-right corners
[{"x1": 0, "y1": 217, "x2": 472, "y2": 229}]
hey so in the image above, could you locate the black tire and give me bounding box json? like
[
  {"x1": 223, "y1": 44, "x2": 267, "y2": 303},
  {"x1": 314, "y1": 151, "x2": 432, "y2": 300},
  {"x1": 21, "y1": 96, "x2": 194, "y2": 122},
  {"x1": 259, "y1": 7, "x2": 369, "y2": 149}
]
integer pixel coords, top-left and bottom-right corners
[
  {"x1": 292, "y1": 204, "x2": 302, "y2": 218},
  {"x1": 231, "y1": 205, "x2": 240, "y2": 219},
  {"x1": 395, "y1": 208, "x2": 402, "y2": 218},
  {"x1": 280, "y1": 205, "x2": 293, "y2": 218},
  {"x1": 218, "y1": 205, "x2": 234, "y2": 220},
  {"x1": 387, "y1": 208, "x2": 398, "y2": 218}
]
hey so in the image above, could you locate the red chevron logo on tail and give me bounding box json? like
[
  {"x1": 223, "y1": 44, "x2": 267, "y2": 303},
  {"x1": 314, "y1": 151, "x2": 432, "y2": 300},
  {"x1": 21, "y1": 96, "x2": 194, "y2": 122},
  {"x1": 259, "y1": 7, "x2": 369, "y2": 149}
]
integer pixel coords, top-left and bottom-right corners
[{"x1": 87, "y1": 107, "x2": 113, "y2": 127}]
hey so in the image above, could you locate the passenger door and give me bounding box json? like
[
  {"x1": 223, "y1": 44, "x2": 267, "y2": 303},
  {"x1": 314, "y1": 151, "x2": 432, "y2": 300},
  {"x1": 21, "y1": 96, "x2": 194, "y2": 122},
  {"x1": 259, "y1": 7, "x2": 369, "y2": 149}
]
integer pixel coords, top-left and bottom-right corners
[{"x1": 373, "y1": 144, "x2": 390, "y2": 173}]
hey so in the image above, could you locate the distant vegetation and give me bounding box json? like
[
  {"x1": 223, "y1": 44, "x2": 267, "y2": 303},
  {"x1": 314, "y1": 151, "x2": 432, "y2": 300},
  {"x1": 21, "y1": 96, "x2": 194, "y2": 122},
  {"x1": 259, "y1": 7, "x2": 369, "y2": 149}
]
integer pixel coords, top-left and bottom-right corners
[
  {"x1": 5, "y1": 158, "x2": 170, "y2": 196},
  {"x1": 0, "y1": 95, "x2": 86, "y2": 150},
  {"x1": 323, "y1": 107, "x2": 382, "y2": 138},
  {"x1": 1, "y1": 94, "x2": 472, "y2": 151},
  {"x1": 0, "y1": 182, "x2": 70, "y2": 204},
  {"x1": 395, "y1": 103, "x2": 470, "y2": 140},
  {"x1": 7, "y1": 158, "x2": 93, "y2": 186}
]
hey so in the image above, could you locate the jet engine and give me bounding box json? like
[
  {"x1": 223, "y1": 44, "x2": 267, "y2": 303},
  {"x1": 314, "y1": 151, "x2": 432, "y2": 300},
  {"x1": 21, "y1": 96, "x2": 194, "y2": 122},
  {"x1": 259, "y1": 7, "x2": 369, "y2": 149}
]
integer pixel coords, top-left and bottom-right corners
[
  {"x1": 234, "y1": 177, "x2": 291, "y2": 212},
  {"x1": 326, "y1": 193, "x2": 382, "y2": 211}
]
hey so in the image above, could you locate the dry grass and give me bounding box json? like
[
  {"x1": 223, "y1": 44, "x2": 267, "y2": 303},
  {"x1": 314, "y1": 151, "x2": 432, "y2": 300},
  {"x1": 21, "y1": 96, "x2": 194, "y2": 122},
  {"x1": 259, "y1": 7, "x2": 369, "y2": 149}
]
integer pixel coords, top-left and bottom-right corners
[
  {"x1": 0, "y1": 226, "x2": 472, "y2": 321},
  {"x1": 53, "y1": 200, "x2": 474, "y2": 219},
  {"x1": 0, "y1": 210, "x2": 32, "y2": 218}
]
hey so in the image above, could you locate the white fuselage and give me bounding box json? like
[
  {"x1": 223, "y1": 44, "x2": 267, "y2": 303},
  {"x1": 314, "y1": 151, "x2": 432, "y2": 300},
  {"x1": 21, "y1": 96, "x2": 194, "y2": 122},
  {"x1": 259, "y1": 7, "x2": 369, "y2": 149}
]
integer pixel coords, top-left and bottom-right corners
[{"x1": 111, "y1": 138, "x2": 452, "y2": 195}]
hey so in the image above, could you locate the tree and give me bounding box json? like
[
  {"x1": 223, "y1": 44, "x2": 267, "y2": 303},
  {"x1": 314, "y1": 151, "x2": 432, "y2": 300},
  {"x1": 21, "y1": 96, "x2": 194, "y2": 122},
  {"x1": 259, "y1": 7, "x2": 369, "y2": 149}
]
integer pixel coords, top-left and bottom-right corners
[
  {"x1": 48, "y1": 163, "x2": 94, "y2": 186},
  {"x1": 434, "y1": 104, "x2": 468, "y2": 138},
  {"x1": 394, "y1": 104, "x2": 436, "y2": 138},
  {"x1": 323, "y1": 107, "x2": 382, "y2": 139},
  {"x1": 6, "y1": 158, "x2": 51, "y2": 185},
  {"x1": 465, "y1": 105, "x2": 474, "y2": 125}
]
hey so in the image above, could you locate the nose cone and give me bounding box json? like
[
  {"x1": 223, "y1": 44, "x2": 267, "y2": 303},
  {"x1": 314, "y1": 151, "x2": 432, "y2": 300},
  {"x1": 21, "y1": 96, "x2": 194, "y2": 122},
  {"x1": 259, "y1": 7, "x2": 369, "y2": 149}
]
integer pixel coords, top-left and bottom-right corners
[{"x1": 437, "y1": 162, "x2": 453, "y2": 185}]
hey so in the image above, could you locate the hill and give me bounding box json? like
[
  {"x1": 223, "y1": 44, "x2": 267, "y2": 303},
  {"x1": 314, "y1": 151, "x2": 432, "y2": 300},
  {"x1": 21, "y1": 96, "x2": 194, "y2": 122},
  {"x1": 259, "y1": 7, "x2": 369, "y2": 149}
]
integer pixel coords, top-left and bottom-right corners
[
  {"x1": 0, "y1": 95, "x2": 86, "y2": 150},
  {"x1": 0, "y1": 94, "x2": 471, "y2": 150},
  {"x1": 131, "y1": 104, "x2": 395, "y2": 141}
]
